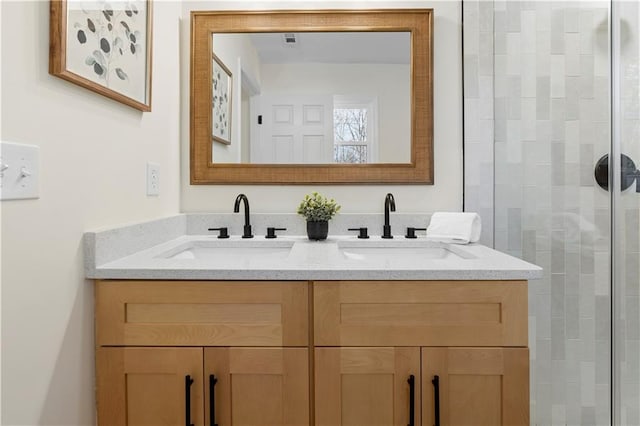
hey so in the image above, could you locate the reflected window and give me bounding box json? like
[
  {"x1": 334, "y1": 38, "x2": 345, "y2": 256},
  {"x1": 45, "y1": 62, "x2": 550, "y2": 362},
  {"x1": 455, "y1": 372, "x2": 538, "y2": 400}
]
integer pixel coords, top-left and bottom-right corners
[{"x1": 333, "y1": 97, "x2": 377, "y2": 164}]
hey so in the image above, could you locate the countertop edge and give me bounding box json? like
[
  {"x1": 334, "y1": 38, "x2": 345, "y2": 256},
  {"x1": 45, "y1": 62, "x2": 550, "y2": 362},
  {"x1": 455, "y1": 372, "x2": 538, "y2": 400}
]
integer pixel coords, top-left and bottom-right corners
[{"x1": 88, "y1": 268, "x2": 543, "y2": 281}]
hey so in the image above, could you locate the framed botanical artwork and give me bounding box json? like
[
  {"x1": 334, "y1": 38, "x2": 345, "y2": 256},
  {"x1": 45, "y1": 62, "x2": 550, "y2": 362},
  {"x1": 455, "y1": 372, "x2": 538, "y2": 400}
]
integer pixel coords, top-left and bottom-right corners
[
  {"x1": 212, "y1": 53, "x2": 232, "y2": 145},
  {"x1": 49, "y1": 0, "x2": 153, "y2": 111}
]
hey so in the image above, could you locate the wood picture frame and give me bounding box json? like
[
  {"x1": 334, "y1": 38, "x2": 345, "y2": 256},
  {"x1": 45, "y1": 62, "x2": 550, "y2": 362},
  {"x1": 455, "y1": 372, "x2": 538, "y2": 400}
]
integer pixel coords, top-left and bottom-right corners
[
  {"x1": 49, "y1": 0, "x2": 153, "y2": 112},
  {"x1": 212, "y1": 53, "x2": 232, "y2": 145},
  {"x1": 190, "y1": 9, "x2": 434, "y2": 184}
]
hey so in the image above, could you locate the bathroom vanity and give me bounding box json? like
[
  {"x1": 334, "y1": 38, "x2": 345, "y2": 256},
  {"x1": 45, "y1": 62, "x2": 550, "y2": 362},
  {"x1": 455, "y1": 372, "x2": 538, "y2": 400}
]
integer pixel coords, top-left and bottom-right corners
[{"x1": 86, "y1": 215, "x2": 541, "y2": 426}]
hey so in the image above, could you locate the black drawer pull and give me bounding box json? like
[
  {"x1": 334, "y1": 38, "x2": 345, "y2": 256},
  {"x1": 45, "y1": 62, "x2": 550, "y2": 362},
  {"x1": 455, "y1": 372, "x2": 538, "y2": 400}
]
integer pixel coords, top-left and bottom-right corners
[
  {"x1": 432, "y1": 375, "x2": 440, "y2": 426},
  {"x1": 185, "y1": 375, "x2": 194, "y2": 426},
  {"x1": 407, "y1": 375, "x2": 415, "y2": 426},
  {"x1": 210, "y1": 374, "x2": 219, "y2": 426}
]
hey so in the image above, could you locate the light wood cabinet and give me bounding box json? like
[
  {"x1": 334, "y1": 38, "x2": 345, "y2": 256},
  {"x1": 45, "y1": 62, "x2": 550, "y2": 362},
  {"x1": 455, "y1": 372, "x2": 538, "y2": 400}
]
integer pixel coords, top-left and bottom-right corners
[
  {"x1": 95, "y1": 279, "x2": 529, "y2": 425},
  {"x1": 96, "y1": 346, "x2": 309, "y2": 426},
  {"x1": 312, "y1": 347, "x2": 529, "y2": 426},
  {"x1": 96, "y1": 280, "x2": 308, "y2": 347},
  {"x1": 421, "y1": 347, "x2": 529, "y2": 426},
  {"x1": 314, "y1": 280, "x2": 527, "y2": 347},
  {"x1": 313, "y1": 281, "x2": 529, "y2": 426},
  {"x1": 205, "y1": 347, "x2": 309, "y2": 426},
  {"x1": 95, "y1": 280, "x2": 310, "y2": 426},
  {"x1": 315, "y1": 347, "x2": 420, "y2": 426},
  {"x1": 96, "y1": 347, "x2": 204, "y2": 426}
]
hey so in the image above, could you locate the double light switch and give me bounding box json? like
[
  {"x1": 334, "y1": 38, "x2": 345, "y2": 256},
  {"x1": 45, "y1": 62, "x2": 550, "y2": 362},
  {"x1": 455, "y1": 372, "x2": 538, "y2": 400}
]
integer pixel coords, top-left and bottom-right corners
[{"x1": 0, "y1": 142, "x2": 40, "y2": 201}]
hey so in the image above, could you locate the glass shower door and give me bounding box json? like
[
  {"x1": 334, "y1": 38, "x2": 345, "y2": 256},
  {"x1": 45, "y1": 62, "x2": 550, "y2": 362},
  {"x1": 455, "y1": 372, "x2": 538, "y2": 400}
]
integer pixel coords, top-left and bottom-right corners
[
  {"x1": 487, "y1": 2, "x2": 614, "y2": 424},
  {"x1": 613, "y1": 1, "x2": 640, "y2": 424},
  {"x1": 463, "y1": 1, "x2": 640, "y2": 424}
]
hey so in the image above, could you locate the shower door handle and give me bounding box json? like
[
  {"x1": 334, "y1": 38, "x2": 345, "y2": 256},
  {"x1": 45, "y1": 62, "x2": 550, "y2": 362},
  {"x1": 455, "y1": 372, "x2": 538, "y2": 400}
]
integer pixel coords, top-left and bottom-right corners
[{"x1": 594, "y1": 154, "x2": 640, "y2": 192}]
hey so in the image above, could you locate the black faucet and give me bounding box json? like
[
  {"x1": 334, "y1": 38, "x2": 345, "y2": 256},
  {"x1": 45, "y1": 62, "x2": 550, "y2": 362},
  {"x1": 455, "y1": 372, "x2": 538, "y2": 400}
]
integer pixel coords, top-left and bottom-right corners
[
  {"x1": 382, "y1": 193, "x2": 396, "y2": 239},
  {"x1": 234, "y1": 193, "x2": 253, "y2": 238}
]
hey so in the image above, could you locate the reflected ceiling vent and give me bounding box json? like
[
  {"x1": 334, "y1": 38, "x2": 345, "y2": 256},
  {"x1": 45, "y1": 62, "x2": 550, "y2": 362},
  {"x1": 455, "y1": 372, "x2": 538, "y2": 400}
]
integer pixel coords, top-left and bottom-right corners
[{"x1": 282, "y1": 33, "x2": 298, "y2": 48}]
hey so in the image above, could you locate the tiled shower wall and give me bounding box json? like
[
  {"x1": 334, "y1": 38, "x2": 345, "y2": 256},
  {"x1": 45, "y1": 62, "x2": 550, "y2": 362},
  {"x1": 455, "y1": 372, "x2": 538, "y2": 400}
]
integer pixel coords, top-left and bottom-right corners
[
  {"x1": 463, "y1": 0, "x2": 495, "y2": 248},
  {"x1": 463, "y1": 1, "x2": 619, "y2": 424}
]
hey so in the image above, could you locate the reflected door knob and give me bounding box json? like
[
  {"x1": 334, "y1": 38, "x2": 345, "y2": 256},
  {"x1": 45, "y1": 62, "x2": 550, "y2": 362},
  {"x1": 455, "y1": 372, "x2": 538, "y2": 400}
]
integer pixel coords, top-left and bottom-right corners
[{"x1": 594, "y1": 154, "x2": 640, "y2": 192}]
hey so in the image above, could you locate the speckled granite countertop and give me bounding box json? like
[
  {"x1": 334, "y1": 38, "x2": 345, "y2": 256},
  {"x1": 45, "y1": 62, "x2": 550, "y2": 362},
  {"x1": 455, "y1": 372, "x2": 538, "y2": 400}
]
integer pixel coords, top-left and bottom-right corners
[{"x1": 84, "y1": 214, "x2": 543, "y2": 281}]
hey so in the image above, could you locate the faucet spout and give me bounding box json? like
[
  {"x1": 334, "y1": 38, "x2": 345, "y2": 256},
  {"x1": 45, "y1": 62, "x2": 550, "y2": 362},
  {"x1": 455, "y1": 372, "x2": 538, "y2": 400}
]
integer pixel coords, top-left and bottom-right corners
[
  {"x1": 234, "y1": 193, "x2": 253, "y2": 238},
  {"x1": 383, "y1": 193, "x2": 396, "y2": 239}
]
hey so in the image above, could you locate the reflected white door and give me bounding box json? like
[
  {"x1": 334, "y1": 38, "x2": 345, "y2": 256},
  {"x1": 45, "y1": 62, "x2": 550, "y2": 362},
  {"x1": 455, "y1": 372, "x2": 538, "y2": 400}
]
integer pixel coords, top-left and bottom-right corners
[{"x1": 250, "y1": 95, "x2": 333, "y2": 163}]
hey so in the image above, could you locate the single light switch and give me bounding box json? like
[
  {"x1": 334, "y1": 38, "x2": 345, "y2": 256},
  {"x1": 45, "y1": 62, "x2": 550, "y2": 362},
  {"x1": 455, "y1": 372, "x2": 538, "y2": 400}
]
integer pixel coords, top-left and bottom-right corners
[{"x1": 0, "y1": 142, "x2": 40, "y2": 201}]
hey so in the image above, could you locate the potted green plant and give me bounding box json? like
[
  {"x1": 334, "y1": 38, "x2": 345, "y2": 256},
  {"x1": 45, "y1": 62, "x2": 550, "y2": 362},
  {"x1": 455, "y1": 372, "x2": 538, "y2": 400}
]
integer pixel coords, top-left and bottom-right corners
[{"x1": 297, "y1": 192, "x2": 341, "y2": 240}]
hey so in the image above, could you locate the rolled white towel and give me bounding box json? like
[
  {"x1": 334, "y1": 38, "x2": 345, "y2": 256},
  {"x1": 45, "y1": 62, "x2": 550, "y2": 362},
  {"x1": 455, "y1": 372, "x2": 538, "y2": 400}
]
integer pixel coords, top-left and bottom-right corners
[{"x1": 426, "y1": 212, "x2": 481, "y2": 244}]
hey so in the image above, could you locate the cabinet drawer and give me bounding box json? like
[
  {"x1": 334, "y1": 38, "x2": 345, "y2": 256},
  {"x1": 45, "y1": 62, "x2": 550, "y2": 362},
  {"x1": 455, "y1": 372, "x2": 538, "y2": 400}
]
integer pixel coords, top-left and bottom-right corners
[
  {"x1": 96, "y1": 280, "x2": 308, "y2": 346},
  {"x1": 314, "y1": 281, "x2": 527, "y2": 347}
]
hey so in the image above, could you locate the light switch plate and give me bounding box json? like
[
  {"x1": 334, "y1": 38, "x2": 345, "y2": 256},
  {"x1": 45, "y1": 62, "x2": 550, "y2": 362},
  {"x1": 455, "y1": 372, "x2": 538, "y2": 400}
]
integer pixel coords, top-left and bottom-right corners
[
  {"x1": 146, "y1": 162, "x2": 160, "y2": 196},
  {"x1": 0, "y1": 142, "x2": 40, "y2": 201}
]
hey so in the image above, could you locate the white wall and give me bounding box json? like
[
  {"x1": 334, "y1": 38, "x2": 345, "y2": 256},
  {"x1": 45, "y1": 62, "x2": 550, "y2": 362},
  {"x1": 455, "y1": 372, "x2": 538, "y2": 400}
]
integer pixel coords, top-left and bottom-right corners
[
  {"x1": 0, "y1": 1, "x2": 182, "y2": 424},
  {"x1": 0, "y1": 2, "x2": 462, "y2": 423},
  {"x1": 260, "y1": 62, "x2": 411, "y2": 163},
  {"x1": 181, "y1": 0, "x2": 463, "y2": 214}
]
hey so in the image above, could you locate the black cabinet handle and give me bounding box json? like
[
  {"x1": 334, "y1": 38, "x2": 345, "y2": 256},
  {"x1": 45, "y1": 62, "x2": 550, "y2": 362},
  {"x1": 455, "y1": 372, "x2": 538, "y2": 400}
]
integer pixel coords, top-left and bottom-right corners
[
  {"x1": 185, "y1": 375, "x2": 194, "y2": 426},
  {"x1": 432, "y1": 375, "x2": 440, "y2": 426},
  {"x1": 407, "y1": 375, "x2": 415, "y2": 426},
  {"x1": 209, "y1": 374, "x2": 219, "y2": 426}
]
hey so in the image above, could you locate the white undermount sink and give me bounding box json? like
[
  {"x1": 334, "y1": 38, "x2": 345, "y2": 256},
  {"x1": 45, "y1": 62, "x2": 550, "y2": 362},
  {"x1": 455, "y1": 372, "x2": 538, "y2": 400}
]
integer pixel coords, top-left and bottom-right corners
[
  {"x1": 152, "y1": 237, "x2": 477, "y2": 268},
  {"x1": 157, "y1": 239, "x2": 294, "y2": 262},
  {"x1": 337, "y1": 240, "x2": 476, "y2": 263}
]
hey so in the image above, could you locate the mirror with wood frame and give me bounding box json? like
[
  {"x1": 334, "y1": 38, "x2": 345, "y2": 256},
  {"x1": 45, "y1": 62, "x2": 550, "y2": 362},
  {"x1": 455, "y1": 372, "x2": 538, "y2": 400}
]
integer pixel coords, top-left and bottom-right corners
[{"x1": 191, "y1": 9, "x2": 433, "y2": 184}]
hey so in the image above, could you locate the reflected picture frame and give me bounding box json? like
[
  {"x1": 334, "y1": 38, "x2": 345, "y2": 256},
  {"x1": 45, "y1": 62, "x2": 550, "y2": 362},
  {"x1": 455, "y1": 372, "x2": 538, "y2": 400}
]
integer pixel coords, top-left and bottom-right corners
[
  {"x1": 49, "y1": 0, "x2": 153, "y2": 112},
  {"x1": 211, "y1": 53, "x2": 233, "y2": 145}
]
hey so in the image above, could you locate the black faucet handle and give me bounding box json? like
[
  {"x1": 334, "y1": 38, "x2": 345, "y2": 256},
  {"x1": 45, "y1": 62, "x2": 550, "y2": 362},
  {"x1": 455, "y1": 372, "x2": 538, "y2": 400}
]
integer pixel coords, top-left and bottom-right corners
[
  {"x1": 265, "y1": 227, "x2": 287, "y2": 239},
  {"x1": 348, "y1": 227, "x2": 370, "y2": 239},
  {"x1": 405, "y1": 227, "x2": 427, "y2": 239},
  {"x1": 208, "y1": 227, "x2": 230, "y2": 239}
]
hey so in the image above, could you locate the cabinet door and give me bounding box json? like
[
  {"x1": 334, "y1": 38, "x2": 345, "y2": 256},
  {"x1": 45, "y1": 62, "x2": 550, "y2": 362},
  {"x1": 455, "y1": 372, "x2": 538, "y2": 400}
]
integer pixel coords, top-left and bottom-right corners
[
  {"x1": 205, "y1": 347, "x2": 309, "y2": 425},
  {"x1": 422, "y1": 348, "x2": 529, "y2": 426},
  {"x1": 315, "y1": 347, "x2": 420, "y2": 426},
  {"x1": 96, "y1": 347, "x2": 204, "y2": 426}
]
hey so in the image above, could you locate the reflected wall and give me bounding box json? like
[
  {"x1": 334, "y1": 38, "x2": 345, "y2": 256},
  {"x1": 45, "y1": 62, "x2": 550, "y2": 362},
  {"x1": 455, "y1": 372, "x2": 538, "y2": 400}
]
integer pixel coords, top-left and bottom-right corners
[{"x1": 210, "y1": 31, "x2": 411, "y2": 164}]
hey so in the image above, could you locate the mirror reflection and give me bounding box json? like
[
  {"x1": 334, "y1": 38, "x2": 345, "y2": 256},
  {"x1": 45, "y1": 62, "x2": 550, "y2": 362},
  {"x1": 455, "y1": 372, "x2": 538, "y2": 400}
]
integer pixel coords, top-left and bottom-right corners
[{"x1": 211, "y1": 31, "x2": 411, "y2": 164}]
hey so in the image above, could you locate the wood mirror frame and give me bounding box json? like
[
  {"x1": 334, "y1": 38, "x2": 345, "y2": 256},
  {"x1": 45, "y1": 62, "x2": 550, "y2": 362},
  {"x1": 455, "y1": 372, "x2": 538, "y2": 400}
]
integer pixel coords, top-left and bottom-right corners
[{"x1": 190, "y1": 9, "x2": 433, "y2": 184}]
